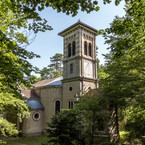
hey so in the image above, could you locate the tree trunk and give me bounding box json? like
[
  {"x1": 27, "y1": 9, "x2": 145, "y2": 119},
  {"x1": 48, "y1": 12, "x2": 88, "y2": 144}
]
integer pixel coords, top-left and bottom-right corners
[{"x1": 109, "y1": 105, "x2": 120, "y2": 143}]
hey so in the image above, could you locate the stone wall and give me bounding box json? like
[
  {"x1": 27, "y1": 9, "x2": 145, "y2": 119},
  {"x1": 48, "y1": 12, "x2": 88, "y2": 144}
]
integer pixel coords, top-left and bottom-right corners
[
  {"x1": 22, "y1": 110, "x2": 43, "y2": 136},
  {"x1": 40, "y1": 86, "x2": 62, "y2": 129},
  {"x1": 62, "y1": 80, "x2": 81, "y2": 108}
]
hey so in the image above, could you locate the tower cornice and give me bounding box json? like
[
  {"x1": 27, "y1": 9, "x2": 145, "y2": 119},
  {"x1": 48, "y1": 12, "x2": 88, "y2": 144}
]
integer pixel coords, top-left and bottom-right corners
[
  {"x1": 62, "y1": 77, "x2": 97, "y2": 83},
  {"x1": 63, "y1": 55, "x2": 97, "y2": 63}
]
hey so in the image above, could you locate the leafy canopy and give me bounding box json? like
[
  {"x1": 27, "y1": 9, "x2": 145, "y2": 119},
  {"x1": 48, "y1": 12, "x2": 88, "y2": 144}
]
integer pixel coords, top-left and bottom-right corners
[
  {"x1": 40, "y1": 53, "x2": 63, "y2": 80},
  {"x1": 99, "y1": 0, "x2": 145, "y2": 143},
  {"x1": 0, "y1": 0, "x2": 128, "y2": 141},
  {"x1": 1, "y1": 0, "x2": 122, "y2": 140}
]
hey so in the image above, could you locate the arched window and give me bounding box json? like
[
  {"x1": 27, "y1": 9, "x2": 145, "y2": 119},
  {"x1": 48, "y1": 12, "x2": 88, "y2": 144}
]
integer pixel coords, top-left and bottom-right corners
[
  {"x1": 89, "y1": 43, "x2": 92, "y2": 57},
  {"x1": 68, "y1": 101, "x2": 74, "y2": 109},
  {"x1": 68, "y1": 43, "x2": 71, "y2": 57},
  {"x1": 84, "y1": 41, "x2": 87, "y2": 55},
  {"x1": 55, "y1": 100, "x2": 60, "y2": 114},
  {"x1": 72, "y1": 41, "x2": 76, "y2": 56}
]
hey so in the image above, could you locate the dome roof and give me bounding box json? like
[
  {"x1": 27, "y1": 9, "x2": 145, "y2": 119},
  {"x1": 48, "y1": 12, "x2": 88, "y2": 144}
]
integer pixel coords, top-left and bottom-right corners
[{"x1": 26, "y1": 100, "x2": 43, "y2": 110}]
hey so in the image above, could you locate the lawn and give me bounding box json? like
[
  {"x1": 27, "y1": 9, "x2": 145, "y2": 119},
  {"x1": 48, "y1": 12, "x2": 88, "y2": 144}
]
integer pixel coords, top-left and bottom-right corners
[{"x1": 2, "y1": 135, "x2": 52, "y2": 145}]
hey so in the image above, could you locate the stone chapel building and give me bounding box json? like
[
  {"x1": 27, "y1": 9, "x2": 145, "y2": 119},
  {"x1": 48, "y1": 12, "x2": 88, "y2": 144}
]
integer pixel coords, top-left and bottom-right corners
[{"x1": 22, "y1": 21, "x2": 99, "y2": 136}]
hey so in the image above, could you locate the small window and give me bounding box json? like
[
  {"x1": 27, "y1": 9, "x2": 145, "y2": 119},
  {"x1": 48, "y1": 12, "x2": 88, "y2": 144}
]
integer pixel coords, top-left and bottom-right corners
[
  {"x1": 68, "y1": 101, "x2": 74, "y2": 109},
  {"x1": 70, "y1": 63, "x2": 73, "y2": 74},
  {"x1": 89, "y1": 43, "x2": 92, "y2": 57},
  {"x1": 69, "y1": 87, "x2": 72, "y2": 91},
  {"x1": 72, "y1": 41, "x2": 76, "y2": 56},
  {"x1": 55, "y1": 100, "x2": 60, "y2": 114},
  {"x1": 84, "y1": 41, "x2": 87, "y2": 55},
  {"x1": 68, "y1": 43, "x2": 71, "y2": 57}
]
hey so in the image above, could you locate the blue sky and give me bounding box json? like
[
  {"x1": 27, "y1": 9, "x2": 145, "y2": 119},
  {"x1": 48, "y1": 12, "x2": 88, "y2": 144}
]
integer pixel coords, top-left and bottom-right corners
[{"x1": 27, "y1": 1, "x2": 126, "y2": 71}]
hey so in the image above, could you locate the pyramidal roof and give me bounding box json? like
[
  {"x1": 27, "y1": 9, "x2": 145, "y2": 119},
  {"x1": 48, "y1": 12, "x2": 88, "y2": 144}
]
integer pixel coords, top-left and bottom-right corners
[{"x1": 58, "y1": 20, "x2": 98, "y2": 36}]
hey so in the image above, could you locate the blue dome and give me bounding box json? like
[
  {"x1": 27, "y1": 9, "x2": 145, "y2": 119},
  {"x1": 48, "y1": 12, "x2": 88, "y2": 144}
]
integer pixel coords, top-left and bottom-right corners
[{"x1": 26, "y1": 100, "x2": 43, "y2": 110}]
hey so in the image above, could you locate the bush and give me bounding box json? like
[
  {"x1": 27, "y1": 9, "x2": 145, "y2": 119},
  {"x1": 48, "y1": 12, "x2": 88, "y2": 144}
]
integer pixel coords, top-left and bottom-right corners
[{"x1": 44, "y1": 110, "x2": 83, "y2": 145}]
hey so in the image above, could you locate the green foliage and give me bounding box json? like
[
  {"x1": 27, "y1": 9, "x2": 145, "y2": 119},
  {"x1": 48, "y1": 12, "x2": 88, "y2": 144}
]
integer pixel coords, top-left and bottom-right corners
[
  {"x1": 75, "y1": 95, "x2": 109, "y2": 145},
  {"x1": 40, "y1": 53, "x2": 63, "y2": 80},
  {"x1": 49, "y1": 53, "x2": 63, "y2": 75},
  {"x1": 98, "y1": 64, "x2": 109, "y2": 80},
  {"x1": 45, "y1": 95, "x2": 110, "y2": 145},
  {"x1": 100, "y1": 0, "x2": 145, "y2": 110},
  {"x1": 0, "y1": 0, "x2": 131, "y2": 142},
  {"x1": 0, "y1": 0, "x2": 102, "y2": 140},
  {"x1": 0, "y1": 116, "x2": 18, "y2": 137},
  {"x1": 45, "y1": 110, "x2": 81, "y2": 145},
  {"x1": 98, "y1": 142, "x2": 117, "y2": 145},
  {"x1": 100, "y1": 0, "x2": 145, "y2": 143},
  {"x1": 125, "y1": 95, "x2": 145, "y2": 143}
]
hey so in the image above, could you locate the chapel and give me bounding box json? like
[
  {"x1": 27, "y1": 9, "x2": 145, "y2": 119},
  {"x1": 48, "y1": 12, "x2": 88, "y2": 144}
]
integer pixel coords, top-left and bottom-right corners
[{"x1": 22, "y1": 21, "x2": 99, "y2": 136}]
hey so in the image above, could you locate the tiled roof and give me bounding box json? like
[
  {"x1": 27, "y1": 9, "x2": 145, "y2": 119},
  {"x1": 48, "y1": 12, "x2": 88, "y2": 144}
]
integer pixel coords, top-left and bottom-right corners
[
  {"x1": 20, "y1": 88, "x2": 31, "y2": 98},
  {"x1": 83, "y1": 89, "x2": 97, "y2": 97},
  {"x1": 32, "y1": 77, "x2": 58, "y2": 87},
  {"x1": 20, "y1": 77, "x2": 63, "y2": 98},
  {"x1": 45, "y1": 76, "x2": 63, "y2": 86}
]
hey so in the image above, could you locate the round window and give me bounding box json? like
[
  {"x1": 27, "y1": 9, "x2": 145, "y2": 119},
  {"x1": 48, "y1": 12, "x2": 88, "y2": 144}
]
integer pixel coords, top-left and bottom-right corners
[{"x1": 33, "y1": 112, "x2": 40, "y2": 121}]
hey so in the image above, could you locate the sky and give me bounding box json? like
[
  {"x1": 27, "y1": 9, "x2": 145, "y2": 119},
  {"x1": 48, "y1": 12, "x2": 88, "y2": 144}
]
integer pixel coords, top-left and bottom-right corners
[{"x1": 27, "y1": 1, "x2": 126, "y2": 71}]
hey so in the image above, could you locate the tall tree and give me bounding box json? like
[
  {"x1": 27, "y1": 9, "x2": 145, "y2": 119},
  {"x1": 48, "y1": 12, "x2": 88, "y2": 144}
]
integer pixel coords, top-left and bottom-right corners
[
  {"x1": 44, "y1": 110, "x2": 81, "y2": 145},
  {"x1": 49, "y1": 53, "x2": 63, "y2": 76},
  {"x1": 0, "y1": 0, "x2": 106, "y2": 140},
  {"x1": 75, "y1": 95, "x2": 109, "y2": 145},
  {"x1": 100, "y1": 0, "x2": 145, "y2": 143},
  {"x1": 40, "y1": 53, "x2": 63, "y2": 80},
  {"x1": 0, "y1": 0, "x2": 132, "y2": 141}
]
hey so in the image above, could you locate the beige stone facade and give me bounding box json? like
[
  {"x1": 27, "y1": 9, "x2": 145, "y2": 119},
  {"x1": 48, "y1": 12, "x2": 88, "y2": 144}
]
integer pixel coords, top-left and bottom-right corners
[
  {"x1": 22, "y1": 21, "x2": 99, "y2": 136},
  {"x1": 40, "y1": 86, "x2": 62, "y2": 128},
  {"x1": 22, "y1": 109, "x2": 44, "y2": 136}
]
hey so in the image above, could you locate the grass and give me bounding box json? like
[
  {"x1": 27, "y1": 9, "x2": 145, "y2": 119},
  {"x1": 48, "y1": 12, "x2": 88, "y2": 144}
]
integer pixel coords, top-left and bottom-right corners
[{"x1": 2, "y1": 135, "x2": 51, "y2": 145}]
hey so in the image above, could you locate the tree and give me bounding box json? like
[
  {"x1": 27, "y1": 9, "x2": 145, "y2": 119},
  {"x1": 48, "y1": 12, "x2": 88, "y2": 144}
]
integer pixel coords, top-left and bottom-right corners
[
  {"x1": 45, "y1": 95, "x2": 109, "y2": 145},
  {"x1": 125, "y1": 95, "x2": 145, "y2": 144},
  {"x1": 44, "y1": 110, "x2": 81, "y2": 145},
  {"x1": 40, "y1": 53, "x2": 63, "y2": 80},
  {"x1": 49, "y1": 53, "x2": 63, "y2": 76},
  {"x1": 40, "y1": 67, "x2": 56, "y2": 80},
  {"x1": 0, "y1": 0, "x2": 132, "y2": 141},
  {"x1": 100, "y1": 0, "x2": 145, "y2": 143},
  {"x1": 1, "y1": 0, "x2": 108, "y2": 141},
  {"x1": 75, "y1": 93, "x2": 109, "y2": 145}
]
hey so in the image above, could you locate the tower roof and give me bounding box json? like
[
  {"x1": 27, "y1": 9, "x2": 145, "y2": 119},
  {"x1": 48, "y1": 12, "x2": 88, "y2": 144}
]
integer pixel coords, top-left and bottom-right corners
[{"x1": 58, "y1": 21, "x2": 98, "y2": 36}]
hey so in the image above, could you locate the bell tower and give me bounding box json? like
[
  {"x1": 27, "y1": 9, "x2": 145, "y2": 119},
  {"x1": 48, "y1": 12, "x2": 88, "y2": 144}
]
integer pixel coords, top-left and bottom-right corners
[{"x1": 58, "y1": 21, "x2": 98, "y2": 108}]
